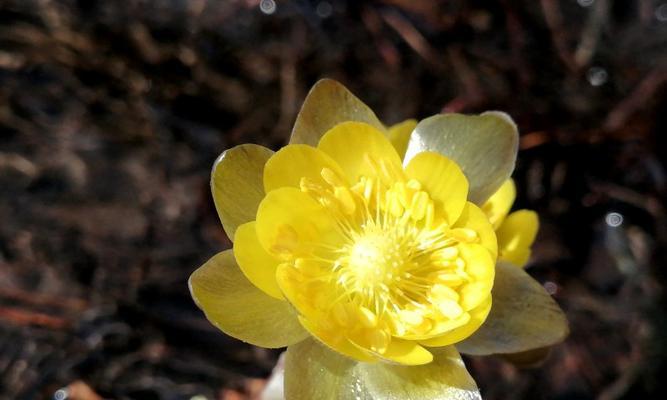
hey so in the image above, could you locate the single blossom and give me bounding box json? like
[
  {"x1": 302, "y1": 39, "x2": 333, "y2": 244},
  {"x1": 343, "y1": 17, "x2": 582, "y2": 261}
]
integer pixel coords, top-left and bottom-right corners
[{"x1": 190, "y1": 79, "x2": 568, "y2": 399}]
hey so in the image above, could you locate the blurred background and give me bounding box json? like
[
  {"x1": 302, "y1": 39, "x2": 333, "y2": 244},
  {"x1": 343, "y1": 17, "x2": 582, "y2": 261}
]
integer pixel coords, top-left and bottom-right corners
[{"x1": 1, "y1": 0, "x2": 666, "y2": 399}]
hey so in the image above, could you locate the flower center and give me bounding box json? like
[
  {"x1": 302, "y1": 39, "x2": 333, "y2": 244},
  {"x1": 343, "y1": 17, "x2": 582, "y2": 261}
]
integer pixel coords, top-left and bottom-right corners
[
  {"x1": 277, "y1": 154, "x2": 496, "y2": 360},
  {"x1": 347, "y1": 232, "x2": 399, "y2": 287}
]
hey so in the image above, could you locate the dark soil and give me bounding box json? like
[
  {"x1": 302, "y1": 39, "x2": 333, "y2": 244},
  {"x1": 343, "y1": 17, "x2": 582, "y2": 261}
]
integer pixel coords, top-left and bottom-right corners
[{"x1": 1, "y1": 1, "x2": 666, "y2": 399}]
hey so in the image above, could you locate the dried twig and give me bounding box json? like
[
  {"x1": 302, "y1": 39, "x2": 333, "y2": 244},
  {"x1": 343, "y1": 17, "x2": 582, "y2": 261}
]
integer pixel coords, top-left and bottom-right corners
[
  {"x1": 0, "y1": 287, "x2": 88, "y2": 311},
  {"x1": 604, "y1": 69, "x2": 667, "y2": 131},
  {"x1": 380, "y1": 10, "x2": 444, "y2": 70},
  {"x1": 540, "y1": 0, "x2": 577, "y2": 72},
  {"x1": 442, "y1": 47, "x2": 485, "y2": 112},
  {"x1": 361, "y1": 7, "x2": 400, "y2": 68},
  {"x1": 0, "y1": 306, "x2": 70, "y2": 329},
  {"x1": 574, "y1": 0, "x2": 610, "y2": 68}
]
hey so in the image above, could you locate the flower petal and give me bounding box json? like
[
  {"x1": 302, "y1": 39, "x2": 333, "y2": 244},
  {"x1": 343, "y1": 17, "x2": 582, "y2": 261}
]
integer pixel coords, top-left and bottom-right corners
[
  {"x1": 275, "y1": 264, "x2": 379, "y2": 363},
  {"x1": 264, "y1": 144, "x2": 348, "y2": 193},
  {"x1": 497, "y1": 210, "x2": 539, "y2": 267},
  {"x1": 377, "y1": 338, "x2": 433, "y2": 365},
  {"x1": 296, "y1": 315, "x2": 377, "y2": 363},
  {"x1": 255, "y1": 187, "x2": 342, "y2": 259},
  {"x1": 482, "y1": 179, "x2": 516, "y2": 229},
  {"x1": 211, "y1": 144, "x2": 273, "y2": 239},
  {"x1": 189, "y1": 250, "x2": 308, "y2": 348},
  {"x1": 233, "y1": 221, "x2": 283, "y2": 299},
  {"x1": 457, "y1": 243, "x2": 495, "y2": 310},
  {"x1": 405, "y1": 151, "x2": 468, "y2": 225},
  {"x1": 419, "y1": 296, "x2": 491, "y2": 348},
  {"x1": 388, "y1": 119, "x2": 417, "y2": 160},
  {"x1": 456, "y1": 261, "x2": 569, "y2": 355},
  {"x1": 284, "y1": 338, "x2": 481, "y2": 400},
  {"x1": 453, "y1": 202, "x2": 498, "y2": 260},
  {"x1": 404, "y1": 112, "x2": 519, "y2": 205},
  {"x1": 318, "y1": 121, "x2": 404, "y2": 184},
  {"x1": 290, "y1": 79, "x2": 385, "y2": 146}
]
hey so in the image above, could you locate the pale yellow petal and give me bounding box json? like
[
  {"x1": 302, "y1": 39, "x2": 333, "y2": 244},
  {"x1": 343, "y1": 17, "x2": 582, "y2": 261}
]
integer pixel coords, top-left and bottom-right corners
[
  {"x1": 497, "y1": 210, "x2": 539, "y2": 267},
  {"x1": 274, "y1": 263, "x2": 319, "y2": 320},
  {"x1": 456, "y1": 261, "x2": 569, "y2": 355},
  {"x1": 189, "y1": 250, "x2": 308, "y2": 348},
  {"x1": 255, "y1": 187, "x2": 341, "y2": 259},
  {"x1": 376, "y1": 338, "x2": 433, "y2": 366},
  {"x1": 405, "y1": 151, "x2": 468, "y2": 225},
  {"x1": 275, "y1": 263, "x2": 377, "y2": 363},
  {"x1": 211, "y1": 144, "x2": 273, "y2": 239},
  {"x1": 453, "y1": 202, "x2": 498, "y2": 260},
  {"x1": 233, "y1": 221, "x2": 283, "y2": 299},
  {"x1": 388, "y1": 119, "x2": 417, "y2": 160},
  {"x1": 298, "y1": 316, "x2": 377, "y2": 363},
  {"x1": 405, "y1": 112, "x2": 519, "y2": 205},
  {"x1": 318, "y1": 121, "x2": 405, "y2": 184},
  {"x1": 482, "y1": 179, "x2": 516, "y2": 229},
  {"x1": 290, "y1": 79, "x2": 385, "y2": 146},
  {"x1": 284, "y1": 338, "x2": 481, "y2": 400},
  {"x1": 419, "y1": 296, "x2": 491, "y2": 348},
  {"x1": 457, "y1": 243, "x2": 495, "y2": 310},
  {"x1": 263, "y1": 144, "x2": 348, "y2": 192}
]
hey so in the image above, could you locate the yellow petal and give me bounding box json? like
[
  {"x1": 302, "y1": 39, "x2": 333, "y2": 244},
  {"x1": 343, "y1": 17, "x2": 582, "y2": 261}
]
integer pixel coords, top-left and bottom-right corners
[
  {"x1": 233, "y1": 221, "x2": 283, "y2": 299},
  {"x1": 405, "y1": 151, "x2": 469, "y2": 225},
  {"x1": 457, "y1": 243, "x2": 495, "y2": 310},
  {"x1": 419, "y1": 296, "x2": 491, "y2": 348},
  {"x1": 284, "y1": 339, "x2": 481, "y2": 400},
  {"x1": 456, "y1": 261, "x2": 569, "y2": 355},
  {"x1": 281, "y1": 266, "x2": 432, "y2": 365},
  {"x1": 189, "y1": 250, "x2": 308, "y2": 348},
  {"x1": 290, "y1": 79, "x2": 385, "y2": 146},
  {"x1": 263, "y1": 144, "x2": 348, "y2": 192},
  {"x1": 482, "y1": 179, "x2": 516, "y2": 229},
  {"x1": 453, "y1": 202, "x2": 498, "y2": 260},
  {"x1": 275, "y1": 264, "x2": 378, "y2": 364},
  {"x1": 387, "y1": 119, "x2": 417, "y2": 160},
  {"x1": 318, "y1": 121, "x2": 405, "y2": 184},
  {"x1": 458, "y1": 243, "x2": 495, "y2": 281},
  {"x1": 274, "y1": 263, "x2": 319, "y2": 319},
  {"x1": 297, "y1": 316, "x2": 377, "y2": 363},
  {"x1": 211, "y1": 144, "x2": 273, "y2": 239},
  {"x1": 405, "y1": 112, "x2": 519, "y2": 205},
  {"x1": 497, "y1": 210, "x2": 539, "y2": 267},
  {"x1": 376, "y1": 338, "x2": 433, "y2": 366},
  {"x1": 255, "y1": 187, "x2": 341, "y2": 259}
]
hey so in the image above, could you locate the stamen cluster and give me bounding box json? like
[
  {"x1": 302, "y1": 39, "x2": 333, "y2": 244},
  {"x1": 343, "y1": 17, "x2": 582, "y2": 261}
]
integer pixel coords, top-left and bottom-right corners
[{"x1": 279, "y1": 157, "x2": 491, "y2": 358}]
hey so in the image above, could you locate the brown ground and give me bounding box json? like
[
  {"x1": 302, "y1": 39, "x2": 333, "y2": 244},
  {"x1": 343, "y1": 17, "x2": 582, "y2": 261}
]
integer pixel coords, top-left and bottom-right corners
[{"x1": 1, "y1": 1, "x2": 667, "y2": 399}]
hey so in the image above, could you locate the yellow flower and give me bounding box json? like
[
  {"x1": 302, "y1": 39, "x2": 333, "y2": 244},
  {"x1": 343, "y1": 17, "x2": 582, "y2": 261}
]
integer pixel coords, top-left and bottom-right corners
[{"x1": 190, "y1": 80, "x2": 568, "y2": 399}]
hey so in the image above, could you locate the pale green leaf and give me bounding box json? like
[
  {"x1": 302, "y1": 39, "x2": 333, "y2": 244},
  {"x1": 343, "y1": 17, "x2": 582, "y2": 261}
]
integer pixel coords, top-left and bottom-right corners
[
  {"x1": 456, "y1": 262, "x2": 569, "y2": 355},
  {"x1": 290, "y1": 79, "x2": 385, "y2": 146},
  {"x1": 284, "y1": 338, "x2": 481, "y2": 400},
  {"x1": 211, "y1": 144, "x2": 273, "y2": 239},
  {"x1": 189, "y1": 250, "x2": 308, "y2": 348},
  {"x1": 404, "y1": 112, "x2": 518, "y2": 204}
]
